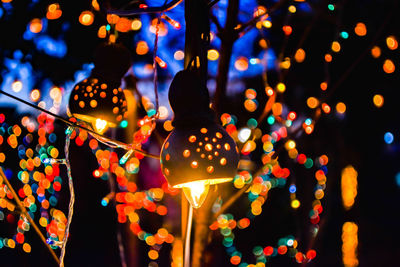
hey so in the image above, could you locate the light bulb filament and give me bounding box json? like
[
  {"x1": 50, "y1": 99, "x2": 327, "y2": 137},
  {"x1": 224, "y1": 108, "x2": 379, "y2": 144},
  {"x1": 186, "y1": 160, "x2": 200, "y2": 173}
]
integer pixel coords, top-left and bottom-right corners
[
  {"x1": 182, "y1": 181, "x2": 210, "y2": 209},
  {"x1": 94, "y1": 118, "x2": 108, "y2": 134}
]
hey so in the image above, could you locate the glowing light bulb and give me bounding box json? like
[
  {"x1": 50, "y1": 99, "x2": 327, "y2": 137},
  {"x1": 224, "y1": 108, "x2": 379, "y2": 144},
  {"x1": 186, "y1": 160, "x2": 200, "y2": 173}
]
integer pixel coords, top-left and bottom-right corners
[
  {"x1": 94, "y1": 118, "x2": 108, "y2": 134},
  {"x1": 181, "y1": 180, "x2": 210, "y2": 208}
]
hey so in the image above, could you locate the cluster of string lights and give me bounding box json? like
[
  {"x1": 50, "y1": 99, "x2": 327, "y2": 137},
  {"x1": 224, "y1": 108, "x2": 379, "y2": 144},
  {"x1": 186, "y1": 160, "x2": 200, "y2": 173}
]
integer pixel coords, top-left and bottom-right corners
[{"x1": 0, "y1": 0, "x2": 397, "y2": 266}]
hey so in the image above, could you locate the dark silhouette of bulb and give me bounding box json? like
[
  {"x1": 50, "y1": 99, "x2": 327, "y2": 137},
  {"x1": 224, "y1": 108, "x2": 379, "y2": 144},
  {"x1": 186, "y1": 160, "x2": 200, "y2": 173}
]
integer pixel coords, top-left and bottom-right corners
[
  {"x1": 68, "y1": 42, "x2": 131, "y2": 133},
  {"x1": 160, "y1": 70, "x2": 239, "y2": 208}
]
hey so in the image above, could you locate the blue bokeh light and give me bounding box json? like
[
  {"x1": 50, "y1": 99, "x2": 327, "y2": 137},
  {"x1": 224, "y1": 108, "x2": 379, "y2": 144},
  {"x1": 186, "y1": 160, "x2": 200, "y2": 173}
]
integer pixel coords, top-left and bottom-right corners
[{"x1": 384, "y1": 132, "x2": 394, "y2": 144}]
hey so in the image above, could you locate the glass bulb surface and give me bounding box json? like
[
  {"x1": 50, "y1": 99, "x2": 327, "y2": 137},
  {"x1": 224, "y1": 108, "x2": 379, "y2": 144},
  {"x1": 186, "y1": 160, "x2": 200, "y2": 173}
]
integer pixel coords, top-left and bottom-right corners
[{"x1": 182, "y1": 181, "x2": 210, "y2": 208}]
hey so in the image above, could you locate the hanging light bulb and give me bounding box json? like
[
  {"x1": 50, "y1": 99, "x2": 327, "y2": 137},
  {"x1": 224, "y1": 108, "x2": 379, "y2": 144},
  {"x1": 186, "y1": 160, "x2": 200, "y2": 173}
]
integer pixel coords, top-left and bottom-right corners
[
  {"x1": 160, "y1": 70, "x2": 239, "y2": 208},
  {"x1": 68, "y1": 42, "x2": 132, "y2": 134}
]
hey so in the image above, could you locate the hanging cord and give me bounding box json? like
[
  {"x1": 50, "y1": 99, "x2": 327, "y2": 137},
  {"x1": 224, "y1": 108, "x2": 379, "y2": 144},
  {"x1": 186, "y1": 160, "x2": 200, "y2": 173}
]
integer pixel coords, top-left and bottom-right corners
[
  {"x1": 59, "y1": 126, "x2": 75, "y2": 267},
  {"x1": 184, "y1": 205, "x2": 193, "y2": 267}
]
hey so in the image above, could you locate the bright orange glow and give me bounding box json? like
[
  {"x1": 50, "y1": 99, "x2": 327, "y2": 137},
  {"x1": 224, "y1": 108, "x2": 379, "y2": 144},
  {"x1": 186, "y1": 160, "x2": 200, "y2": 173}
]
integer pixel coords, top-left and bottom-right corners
[
  {"x1": 272, "y1": 102, "x2": 282, "y2": 115},
  {"x1": 98, "y1": 25, "x2": 107, "y2": 38},
  {"x1": 331, "y1": 41, "x2": 341, "y2": 52},
  {"x1": 320, "y1": 82, "x2": 328, "y2": 90},
  {"x1": 342, "y1": 222, "x2": 359, "y2": 267},
  {"x1": 235, "y1": 57, "x2": 249, "y2": 71},
  {"x1": 79, "y1": 11, "x2": 94, "y2": 26},
  {"x1": 280, "y1": 57, "x2": 291, "y2": 69},
  {"x1": 244, "y1": 99, "x2": 257, "y2": 112},
  {"x1": 136, "y1": 41, "x2": 149, "y2": 55},
  {"x1": 29, "y1": 19, "x2": 43, "y2": 33},
  {"x1": 307, "y1": 97, "x2": 319, "y2": 109},
  {"x1": 148, "y1": 250, "x2": 159, "y2": 260},
  {"x1": 46, "y1": 3, "x2": 62, "y2": 20},
  {"x1": 325, "y1": 53, "x2": 332, "y2": 62},
  {"x1": 116, "y1": 17, "x2": 131, "y2": 32},
  {"x1": 371, "y1": 46, "x2": 381, "y2": 58},
  {"x1": 259, "y1": 38, "x2": 268, "y2": 48},
  {"x1": 294, "y1": 48, "x2": 306, "y2": 63},
  {"x1": 372, "y1": 94, "x2": 384, "y2": 107},
  {"x1": 254, "y1": 6, "x2": 267, "y2": 17},
  {"x1": 92, "y1": 0, "x2": 100, "y2": 11},
  {"x1": 336, "y1": 102, "x2": 346, "y2": 114},
  {"x1": 341, "y1": 165, "x2": 357, "y2": 210},
  {"x1": 354, "y1": 22, "x2": 367, "y2": 36},
  {"x1": 282, "y1": 25, "x2": 292, "y2": 35},
  {"x1": 383, "y1": 59, "x2": 395, "y2": 73},
  {"x1": 107, "y1": 14, "x2": 120, "y2": 24}
]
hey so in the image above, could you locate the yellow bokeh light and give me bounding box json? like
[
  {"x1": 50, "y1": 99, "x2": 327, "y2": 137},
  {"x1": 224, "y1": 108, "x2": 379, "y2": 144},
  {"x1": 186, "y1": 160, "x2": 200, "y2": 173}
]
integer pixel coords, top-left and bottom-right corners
[
  {"x1": 342, "y1": 222, "x2": 358, "y2": 267},
  {"x1": 262, "y1": 20, "x2": 272, "y2": 28},
  {"x1": 148, "y1": 249, "x2": 159, "y2": 260},
  {"x1": 23, "y1": 243, "x2": 31, "y2": 253},
  {"x1": 336, "y1": 102, "x2": 346, "y2": 114},
  {"x1": 372, "y1": 94, "x2": 384, "y2": 108},
  {"x1": 291, "y1": 199, "x2": 300, "y2": 209},
  {"x1": 280, "y1": 57, "x2": 291, "y2": 69},
  {"x1": 12, "y1": 80, "x2": 23, "y2": 92},
  {"x1": 131, "y1": 19, "x2": 142, "y2": 31},
  {"x1": 208, "y1": 49, "x2": 219, "y2": 61},
  {"x1": 307, "y1": 97, "x2": 319, "y2": 109},
  {"x1": 341, "y1": 165, "x2": 358, "y2": 210},
  {"x1": 276, "y1": 82, "x2": 286, "y2": 93},
  {"x1": 163, "y1": 120, "x2": 174, "y2": 131},
  {"x1": 285, "y1": 140, "x2": 296, "y2": 150},
  {"x1": 79, "y1": 11, "x2": 94, "y2": 26},
  {"x1": 383, "y1": 59, "x2": 395, "y2": 74},
  {"x1": 386, "y1": 35, "x2": 398, "y2": 50},
  {"x1": 331, "y1": 41, "x2": 341, "y2": 52},
  {"x1": 288, "y1": 5, "x2": 296, "y2": 13}
]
